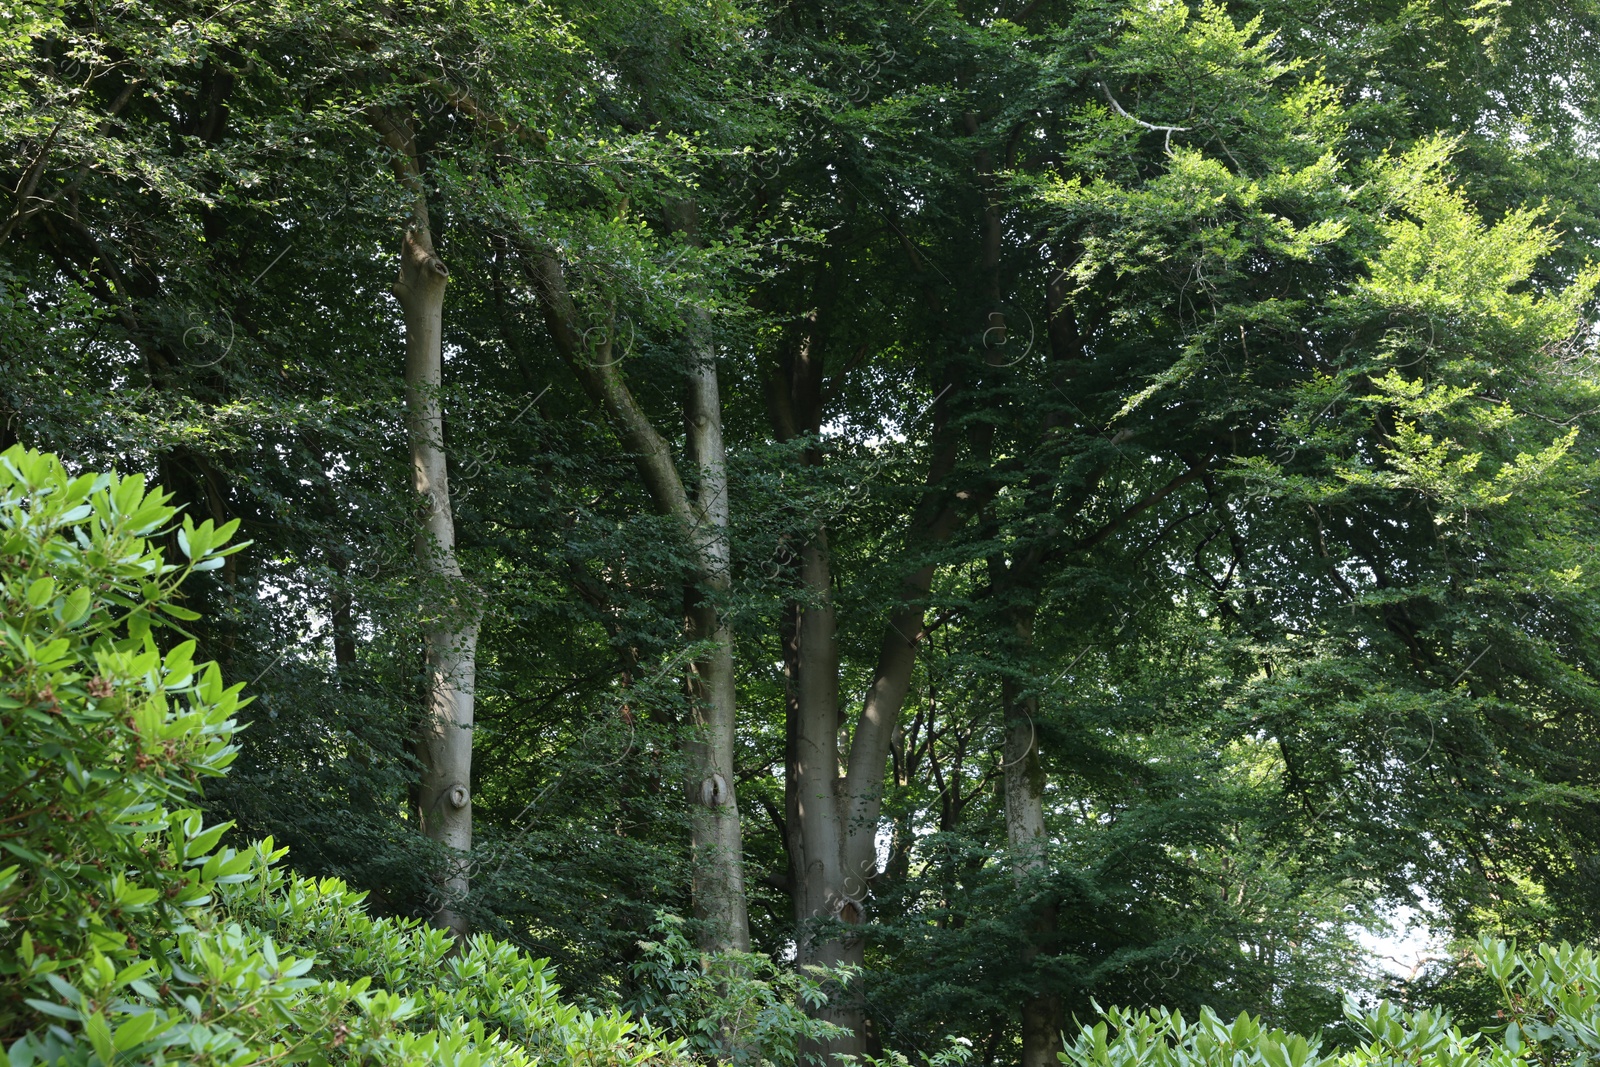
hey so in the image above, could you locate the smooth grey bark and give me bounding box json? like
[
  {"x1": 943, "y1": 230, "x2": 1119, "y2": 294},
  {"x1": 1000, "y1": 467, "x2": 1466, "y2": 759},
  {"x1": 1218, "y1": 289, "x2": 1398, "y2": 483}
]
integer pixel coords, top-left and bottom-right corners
[
  {"x1": 771, "y1": 327, "x2": 969, "y2": 1062},
  {"x1": 789, "y1": 534, "x2": 848, "y2": 931},
  {"x1": 1002, "y1": 614, "x2": 1061, "y2": 1067},
  {"x1": 786, "y1": 539, "x2": 960, "y2": 1063},
  {"x1": 372, "y1": 108, "x2": 479, "y2": 938},
  {"x1": 529, "y1": 251, "x2": 750, "y2": 952},
  {"x1": 769, "y1": 304, "x2": 865, "y2": 1059},
  {"x1": 786, "y1": 533, "x2": 863, "y2": 1061},
  {"x1": 684, "y1": 310, "x2": 752, "y2": 952}
]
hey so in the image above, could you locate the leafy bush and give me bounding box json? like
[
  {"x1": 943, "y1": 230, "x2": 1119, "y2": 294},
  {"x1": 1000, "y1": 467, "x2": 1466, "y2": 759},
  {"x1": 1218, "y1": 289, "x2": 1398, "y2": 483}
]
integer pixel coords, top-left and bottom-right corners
[
  {"x1": 0, "y1": 447, "x2": 690, "y2": 1066},
  {"x1": 0, "y1": 447, "x2": 246, "y2": 1035},
  {"x1": 1059, "y1": 939, "x2": 1600, "y2": 1067},
  {"x1": 627, "y1": 914, "x2": 848, "y2": 1067}
]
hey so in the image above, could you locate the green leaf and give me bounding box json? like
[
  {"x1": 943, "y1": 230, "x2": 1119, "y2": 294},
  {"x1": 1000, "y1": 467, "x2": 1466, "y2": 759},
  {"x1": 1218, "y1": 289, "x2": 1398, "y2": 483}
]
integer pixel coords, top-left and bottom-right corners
[
  {"x1": 85, "y1": 1010, "x2": 114, "y2": 1065},
  {"x1": 0, "y1": 841, "x2": 44, "y2": 863},
  {"x1": 5, "y1": 1035, "x2": 36, "y2": 1067},
  {"x1": 24, "y1": 577, "x2": 54, "y2": 608},
  {"x1": 62, "y1": 586, "x2": 92, "y2": 627},
  {"x1": 21, "y1": 999, "x2": 79, "y2": 1022},
  {"x1": 112, "y1": 1010, "x2": 159, "y2": 1051}
]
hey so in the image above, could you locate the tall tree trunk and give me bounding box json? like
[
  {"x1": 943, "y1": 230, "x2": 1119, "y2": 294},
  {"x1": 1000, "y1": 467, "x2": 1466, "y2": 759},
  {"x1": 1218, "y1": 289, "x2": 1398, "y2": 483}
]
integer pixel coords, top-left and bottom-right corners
[
  {"x1": 768, "y1": 255, "x2": 979, "y2": 1062},
  {"x1": 529, "y1": 249, "x2": 750, "y2": 952},
  {"x1": 787, "y1": 532, "x2": 866, "y2": 1063},
  {"x1": 1002, "y1": 610, "x2": 1061, "y2": 1067},
  {"x1": 373, "y1": 108, "x2": 478, "y2": 938},
  {"x1": 684, "y1": 311, "x2": 751, "y2": 952},
  {"x1": 767, "y1": 296, "x2": 866, "y2": 1061}
]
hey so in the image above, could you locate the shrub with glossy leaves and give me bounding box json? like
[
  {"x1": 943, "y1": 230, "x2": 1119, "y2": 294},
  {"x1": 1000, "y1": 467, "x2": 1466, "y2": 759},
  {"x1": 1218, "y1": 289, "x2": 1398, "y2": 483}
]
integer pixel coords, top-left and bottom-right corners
[
  {"x1": 1060, "y1": 939, "x2": 1600, "y2": 1067},
  {"x1": 0, "y1": 446, "x2": 246, "y2": 1035},
  {"x1": 0, "y1": 447, "x2": 690, "y2": 1067}
]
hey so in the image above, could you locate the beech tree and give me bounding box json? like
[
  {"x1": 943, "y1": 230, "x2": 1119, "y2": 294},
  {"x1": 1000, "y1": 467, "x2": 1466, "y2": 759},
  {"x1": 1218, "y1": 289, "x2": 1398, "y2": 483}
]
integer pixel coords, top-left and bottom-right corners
[
  {"x1": 531, "y1": 245, "x2": 752, "y2": 952},
  {"x1": 371, "y1": 105, "x2": 480, "y2": 936}
]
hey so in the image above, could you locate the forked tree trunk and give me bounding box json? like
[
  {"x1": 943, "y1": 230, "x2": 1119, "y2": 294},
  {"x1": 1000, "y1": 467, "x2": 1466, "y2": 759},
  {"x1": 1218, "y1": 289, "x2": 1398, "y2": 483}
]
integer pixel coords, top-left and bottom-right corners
[
  {"x1": 529, "y1": 250, "x2": 750, "y2": 953},
  {"x1": 768, "y1": 304, "x2": 865, "y2": 1061},
  {"x1": 787, "y1": 539, "x2": 963, "y2": 1064},
  {"x1": 769, "y1": 277, "x2": 975, "y2": 1064},
  {"x1": 373, "y1": 108, "x2": 479, "y2": 938}
]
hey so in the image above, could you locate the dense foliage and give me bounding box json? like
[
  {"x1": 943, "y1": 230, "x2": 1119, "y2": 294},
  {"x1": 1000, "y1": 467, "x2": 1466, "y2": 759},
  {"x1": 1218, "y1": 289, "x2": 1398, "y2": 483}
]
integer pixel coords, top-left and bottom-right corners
[
  {"x1": 1065, "y1": 940, "x2": 1600, "y2": 1067},
  {"x1": 4, "y1": 0, "x2": 1600, "y2": 1063},
  {"x1": 0, "y1": 446, "x2": 695, "y2": 1064}
]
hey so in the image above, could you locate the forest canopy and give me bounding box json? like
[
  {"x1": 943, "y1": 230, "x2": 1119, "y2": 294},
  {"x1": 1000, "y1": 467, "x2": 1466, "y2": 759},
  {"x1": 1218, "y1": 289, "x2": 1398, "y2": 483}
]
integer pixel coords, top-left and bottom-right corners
[{"x1": 3, "y1": 0, "x2": 1600, "y2": 1063}]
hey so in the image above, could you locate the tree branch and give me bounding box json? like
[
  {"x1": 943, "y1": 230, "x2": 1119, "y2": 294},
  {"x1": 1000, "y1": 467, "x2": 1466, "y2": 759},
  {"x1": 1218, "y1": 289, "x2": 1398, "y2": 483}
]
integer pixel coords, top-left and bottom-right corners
[{"x1": 1099, "y1": 81, "x2": 1190, "y2": 152}]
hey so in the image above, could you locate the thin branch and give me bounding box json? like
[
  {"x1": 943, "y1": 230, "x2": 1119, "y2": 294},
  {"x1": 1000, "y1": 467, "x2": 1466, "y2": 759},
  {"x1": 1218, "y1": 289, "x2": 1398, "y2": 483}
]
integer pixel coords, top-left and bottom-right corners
[
  {"x1": 1066, "y1": 465, "x2": 1206, "y2": 555},
  {"x1": 423, "y1": 76, "x2": 547, "y2": 149},
  {"x1": 1099, "y1": 81, "x2": 1190, "y2": 153}
]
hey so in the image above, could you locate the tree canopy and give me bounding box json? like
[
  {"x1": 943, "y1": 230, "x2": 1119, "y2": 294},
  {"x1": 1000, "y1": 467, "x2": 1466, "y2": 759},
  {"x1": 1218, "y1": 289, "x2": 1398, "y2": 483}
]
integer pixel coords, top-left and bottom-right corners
[{"x1": 3, "y1": 0, "x2": 1600, "y2": 1063}]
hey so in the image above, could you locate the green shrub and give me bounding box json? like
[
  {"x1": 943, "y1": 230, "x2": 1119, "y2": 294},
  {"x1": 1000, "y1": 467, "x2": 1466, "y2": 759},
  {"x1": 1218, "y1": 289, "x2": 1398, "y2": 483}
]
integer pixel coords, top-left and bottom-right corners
[
  {"x1": 627, "y1": 914, "x2": 848, "y2": 1067},
  {"x1": 1059, "y1": 939, "x2": 1600, "y2": 1067},
  {"x1": 0, "y1": 447, "x2": 690, "y2": 1066},
  {"x1": 0, "y1": 447, "x2": 247, "y2": 1035}
]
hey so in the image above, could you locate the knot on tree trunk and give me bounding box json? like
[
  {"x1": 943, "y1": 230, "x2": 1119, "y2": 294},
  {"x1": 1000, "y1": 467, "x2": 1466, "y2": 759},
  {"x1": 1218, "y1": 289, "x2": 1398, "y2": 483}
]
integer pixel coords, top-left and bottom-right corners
[
  {"x1": 447, "y1": 783, "x2": 470, "y2": 810},
  {"x1": 699, "y1": 773, "x2": 729, "y2": 808}
]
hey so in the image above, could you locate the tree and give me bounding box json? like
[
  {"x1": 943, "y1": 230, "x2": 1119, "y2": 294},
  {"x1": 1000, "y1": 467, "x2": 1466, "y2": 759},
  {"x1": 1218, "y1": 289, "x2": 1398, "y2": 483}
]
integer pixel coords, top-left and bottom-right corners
[{"x1": 370, "y1": 104, "x2": 480, "y2": 937}]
